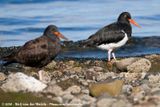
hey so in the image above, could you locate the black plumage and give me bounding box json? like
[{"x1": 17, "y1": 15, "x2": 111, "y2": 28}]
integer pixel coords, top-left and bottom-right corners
[
  {"x1": 81, "y1": 12, "x2": 140, "y2": 61},
  {"x1": 83, "y1": 12, "x2": 132, "y2": 46},
  {"x1": 2, "y1": 25, "x2": 68, "y2": 68}
]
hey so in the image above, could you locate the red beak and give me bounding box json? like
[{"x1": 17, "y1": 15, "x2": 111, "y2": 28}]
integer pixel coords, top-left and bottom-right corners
[
  {"x1": 53, "y1": 31, "x2": 68, "y2": 41},
  {"x1": 128, "y1": 19, "x2": 141, "y2": 28}
]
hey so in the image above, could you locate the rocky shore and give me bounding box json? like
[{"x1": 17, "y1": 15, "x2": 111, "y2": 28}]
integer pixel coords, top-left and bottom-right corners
[
  {"x1": 0, "y1": 37, "x2": 160, "y2": 107},
  {"x1": 0, "y1": 50, "x2": 160, "y2": 107}
]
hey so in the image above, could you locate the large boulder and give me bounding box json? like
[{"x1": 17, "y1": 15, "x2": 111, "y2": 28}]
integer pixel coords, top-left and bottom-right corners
[
  {"x1": 113, "y1": 58, "x2": 151, "y2": 73},
  {"x1": 1, "y1": 72, "x2": 47, "y2": 92}
]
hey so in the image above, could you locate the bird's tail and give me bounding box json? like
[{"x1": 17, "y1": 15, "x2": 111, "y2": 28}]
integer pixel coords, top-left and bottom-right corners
[
  {"x1": 1, "y1": 54, "x2": 16, "y2": 66},
  {"x1": 78, "y1": 38, "x2": 94, "y2": 47}
]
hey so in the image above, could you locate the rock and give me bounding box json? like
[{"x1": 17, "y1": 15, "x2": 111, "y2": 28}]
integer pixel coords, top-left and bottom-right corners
[
  {"x1": 69, "y1": 98, "x2": 83, "y2": 107},
  {"x1": 96, "y1": 98, "x2": 116, "y2": 107},
  {"x1": 112, "y1": 100, "x2": 132, "y2": 107},
  {"x1": 89, "y1": 79, "x2": 124, "y2": 97},
  {"x1": 81, "y1": 89, "x2": 89, "y2": 94},
  {"x1": 96, "y1": 72, "x2": 115, "y2": 81},
  {"x1": 113, "y1": 58, "x2": 138, "y2": 72},
  {"x1": 93, "y1": 66, "x2": 103, "y2": 72},
  {"x1": 52, "y1": 96, "x2": 63, "y2": 103},
  {"x1": 96, "y1": 72, "x2": 108, "y2": 81},
  {"x1": 148, "y1": 74, "x2": 160, "y2": 84},
  {"x1": 45, "y1": 61, "x2": 56, "y2": 69},
  {"x1": 0, "y1": 72, "x2": 6, "y2": 81},
  {"x1": 79, "y1": 94, "x2": 96, "y2": 104},
  {"x1": 114, "y1": 58, "x2": 151, "y2": 73},
  {"x1": 1, "y1": 72, "x2": 47, "y2": 92},
  {"x1": 121, "y1": 72, "x2": 147, "y2": 83},
  {"x1": 66, "y1": 85, "x2": 81, "y2": 94},
  {"x1": 62, "y1": 93, "x2": 74, "y2": 103},
  {"x1": 72, "y1": 67, "x2": 82, "y2": 73},
  {"x1": 68, "y1": 60, "x2": 75, "y2": 66},
  {"x1": 38, "y1": 70, "x2": 51, "y2": 84},
  {"x1": 44, "y1": 84, "x2": 63, "y2": 96},
  {"x1": 127, "y1": 58, "x2": 151, "y2": 73},
  {"x1": 122, "y1": 85, "x2": 133, "y2": 95}
]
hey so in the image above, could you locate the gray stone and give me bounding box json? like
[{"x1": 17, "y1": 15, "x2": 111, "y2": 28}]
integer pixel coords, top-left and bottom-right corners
[
  {"x1": 96, "y1": 98, "x2": 116, "y2": 107},
  {"x1": 114, "y1": 58, "x2": 151, "y2": 73},
  {"x1": 44, "y1": 84, "x2": 63, "y2": 96},
  {"x1": 1, "y1": 72, "x2": 47, "y2": 92},
  {"x1": 127, "y1": 58, "x2": 151, "y2": 73},
  {"x1": 122, "y1": 85, "x2": 133, "y2": 95},
  {"x1": 112, "y1": 100, "x2": 132, "y2": 107},
  {"x1": 66, "y1": 85, "x2": 81, "y2": 94}
]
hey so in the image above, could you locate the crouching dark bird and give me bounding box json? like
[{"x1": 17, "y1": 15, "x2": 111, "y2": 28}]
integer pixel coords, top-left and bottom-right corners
[
  {"x1": 81, "y1": 12, "x2": 140, "y2": 62},
  {"x1": 1, "y1": 25, "x2": 68, "y2": 79}
]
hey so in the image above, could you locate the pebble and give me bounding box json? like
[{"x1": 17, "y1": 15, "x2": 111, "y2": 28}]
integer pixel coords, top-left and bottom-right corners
[
  {"x1": 112, "y1": 100, "x2": 132, "y2": 107},
  {"x1": 38, "y1": 70, "x2": 51, "y2": 84},
  {"x1": 0, "y1": 72, "x2": 6, "y2": 81},
  {"x1": 66, "y1": 85, "x2": 81, "y2": 94},
  {"x1": 45, "y1": 61, "x2": 56, "y2": 69},
  {"x1": 122, "y1": 85, "x2": 133, "y2": 95},
  {"x1": 44, "y1": 84, "x2": 63, "y2": 96},
  {"x1": 96, "y1": 98, "x2": 116, "y2": 107}
]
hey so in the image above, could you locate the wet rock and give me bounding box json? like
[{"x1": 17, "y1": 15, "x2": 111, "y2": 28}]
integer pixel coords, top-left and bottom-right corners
[
  {"x1": 0, "y1": 72, "x2": 6, "y2": 81},
  {"x1": 96, "y1": 98, "x2": 116, "y2": 107},
  {"x1": 1, "y1": 72, "x2": 47, "y2": 92},
  {"x1": 89, "y1": 79, "x2": 124, "y2": 97},
  {"x1": 114, "y1": 58, "x2": 151, "y2": 73}
]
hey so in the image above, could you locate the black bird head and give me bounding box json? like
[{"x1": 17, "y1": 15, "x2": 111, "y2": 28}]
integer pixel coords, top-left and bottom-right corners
[
  {"x1": 118, "y1": 12, "x2": 141, "y2": 28},
  {"x1": 44, "y1": 25, "x2": 68, "y2": 41}
]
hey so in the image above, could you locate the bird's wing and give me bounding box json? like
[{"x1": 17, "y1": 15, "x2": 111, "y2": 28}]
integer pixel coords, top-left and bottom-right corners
[
  {"x1": 15, "y1": 36, "x2": 49, "y2": 63},
  {"x1": 87, "y1": 24, "x2": 126, "y2": 46}
]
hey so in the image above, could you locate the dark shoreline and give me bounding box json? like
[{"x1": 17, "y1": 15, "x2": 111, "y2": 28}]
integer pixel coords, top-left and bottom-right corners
[{"x1": 0, "y1": 36, "x2": 160, "y2": 60}]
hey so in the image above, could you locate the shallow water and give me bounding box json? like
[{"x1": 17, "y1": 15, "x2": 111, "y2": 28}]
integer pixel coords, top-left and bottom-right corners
[{"x1": 0, "y1": 0, "x2": 160, "y2": 57}]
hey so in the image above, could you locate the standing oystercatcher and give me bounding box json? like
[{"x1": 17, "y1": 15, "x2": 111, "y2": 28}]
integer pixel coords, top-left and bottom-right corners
[
  {"x1": 2, "y1": 25, "x2": 68, "y2": 80},
  {"x1": 82, "y1": 12, "x2": 140, "y2": 62}
]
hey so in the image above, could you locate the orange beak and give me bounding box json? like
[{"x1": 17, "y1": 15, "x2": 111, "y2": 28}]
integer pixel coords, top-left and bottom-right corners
[
  {"x1": 53, "y1": 31, "x2": 68, "y2": 41},
  {"x1": 128, "y1": 19, "x2": 141, "y2": 28}
]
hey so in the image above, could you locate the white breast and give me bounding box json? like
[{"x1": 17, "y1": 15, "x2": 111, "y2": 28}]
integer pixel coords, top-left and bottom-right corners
[{"x1": 97, "y1": 30, "x2": 128, "y2": 50}]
